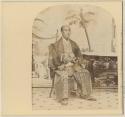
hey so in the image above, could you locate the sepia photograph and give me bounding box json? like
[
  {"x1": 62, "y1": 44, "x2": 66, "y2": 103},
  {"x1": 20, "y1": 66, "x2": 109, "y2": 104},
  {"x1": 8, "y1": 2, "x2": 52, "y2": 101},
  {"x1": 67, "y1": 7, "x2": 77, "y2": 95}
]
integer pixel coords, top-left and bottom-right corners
[{"x1": 32, "y1": 4, "x2": 121, "y2": 110}]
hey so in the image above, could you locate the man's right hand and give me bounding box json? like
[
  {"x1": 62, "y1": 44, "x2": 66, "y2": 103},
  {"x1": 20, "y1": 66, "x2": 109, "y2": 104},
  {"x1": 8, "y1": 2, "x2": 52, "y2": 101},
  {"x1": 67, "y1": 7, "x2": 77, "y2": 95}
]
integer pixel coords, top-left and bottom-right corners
[{"x1": 58, "y1": 64, "x2": 65, "y2": 70}]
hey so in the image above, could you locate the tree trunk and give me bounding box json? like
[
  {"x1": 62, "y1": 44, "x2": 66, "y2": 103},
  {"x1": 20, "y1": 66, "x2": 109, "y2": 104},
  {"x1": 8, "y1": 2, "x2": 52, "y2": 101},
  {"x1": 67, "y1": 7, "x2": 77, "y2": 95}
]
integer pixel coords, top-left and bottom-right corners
[
  {"x1": 83, "y1": 26, "x2": 91, "y2": 51},
  {"x1": 79, "y1": 9, "x2": 91, "y2": 52},
  {"x1": 80, "y1": 23, "x2": 91, "y2": 52}
]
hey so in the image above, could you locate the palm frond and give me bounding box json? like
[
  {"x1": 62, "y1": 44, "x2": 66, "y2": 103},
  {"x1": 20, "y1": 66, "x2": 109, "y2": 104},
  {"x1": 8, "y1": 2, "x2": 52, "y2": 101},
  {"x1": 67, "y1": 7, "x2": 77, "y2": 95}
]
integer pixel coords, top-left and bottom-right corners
[
  {"x1": 32, "y1": 33, "x2": 59, "y2": 40},
  {"x1": 34, "y1": 18, "x2": 47, "y2": 24}
]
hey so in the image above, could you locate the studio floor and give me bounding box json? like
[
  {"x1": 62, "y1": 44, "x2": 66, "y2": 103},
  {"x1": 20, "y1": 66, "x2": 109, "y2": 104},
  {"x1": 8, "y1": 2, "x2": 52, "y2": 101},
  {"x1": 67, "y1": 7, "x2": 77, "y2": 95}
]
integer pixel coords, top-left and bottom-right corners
[{"x1": 32, "y1": 88, "x2": 119, "y2": 110}]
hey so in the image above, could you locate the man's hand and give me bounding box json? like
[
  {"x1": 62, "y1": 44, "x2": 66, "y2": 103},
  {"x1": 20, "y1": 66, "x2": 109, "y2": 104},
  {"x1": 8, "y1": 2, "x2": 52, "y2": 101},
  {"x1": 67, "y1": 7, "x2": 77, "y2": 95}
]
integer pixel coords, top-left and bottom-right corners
[
  {"x1": 65, "y1": 62, "x2": 73, "y2": 67},
  {"x1": 72, "y1": 57, "x2": 79, "y2": 63},
  {"x1": 58, "y1": 62, "x2": 74, "y2": 70},
  {"x1": 58, "y1": 64, "x2": 65, "y2": 70}
]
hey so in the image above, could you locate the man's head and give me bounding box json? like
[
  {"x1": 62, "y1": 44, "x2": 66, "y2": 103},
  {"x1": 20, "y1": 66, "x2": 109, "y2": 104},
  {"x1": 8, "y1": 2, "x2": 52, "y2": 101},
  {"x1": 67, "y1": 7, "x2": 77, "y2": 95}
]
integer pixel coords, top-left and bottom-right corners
[{"x1": 61, "y1": 25, "x2": 71, "y2": 40}]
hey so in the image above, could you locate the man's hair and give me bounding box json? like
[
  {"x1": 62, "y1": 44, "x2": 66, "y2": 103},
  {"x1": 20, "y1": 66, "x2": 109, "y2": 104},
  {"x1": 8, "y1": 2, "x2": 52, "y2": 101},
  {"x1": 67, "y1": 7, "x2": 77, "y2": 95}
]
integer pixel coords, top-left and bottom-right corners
[{"x1": 60, "y1": 25, "x2": 71, "y2": 32}]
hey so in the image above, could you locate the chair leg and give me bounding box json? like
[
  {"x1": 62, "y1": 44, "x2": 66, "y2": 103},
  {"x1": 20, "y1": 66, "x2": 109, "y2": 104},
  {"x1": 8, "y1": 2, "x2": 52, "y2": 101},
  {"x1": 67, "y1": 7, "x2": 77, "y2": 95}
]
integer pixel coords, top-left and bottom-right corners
[{"x1": 49, "y1": 87, "x2": 53, "y2": 98}]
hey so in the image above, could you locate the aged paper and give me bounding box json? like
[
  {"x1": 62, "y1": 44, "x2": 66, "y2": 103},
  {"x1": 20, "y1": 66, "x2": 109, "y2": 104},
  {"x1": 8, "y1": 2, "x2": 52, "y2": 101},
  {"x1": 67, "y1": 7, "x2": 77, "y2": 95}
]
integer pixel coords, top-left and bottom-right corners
[{"x1": 1, "y1": 0, "x2": 123, "y2": 116}]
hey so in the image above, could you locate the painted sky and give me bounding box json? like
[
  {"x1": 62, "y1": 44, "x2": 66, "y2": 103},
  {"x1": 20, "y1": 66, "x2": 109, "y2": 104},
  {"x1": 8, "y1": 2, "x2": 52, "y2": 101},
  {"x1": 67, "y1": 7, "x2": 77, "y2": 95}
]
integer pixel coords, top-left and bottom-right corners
[{"x1": 32, "y1": 4, "x2": 116, "y2": 57}]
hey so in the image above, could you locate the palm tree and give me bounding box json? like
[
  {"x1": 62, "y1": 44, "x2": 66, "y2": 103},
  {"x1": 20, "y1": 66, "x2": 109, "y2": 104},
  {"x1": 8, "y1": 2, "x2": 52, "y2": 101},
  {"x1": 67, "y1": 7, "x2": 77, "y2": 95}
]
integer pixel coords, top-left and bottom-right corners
[{"x1": 65, "y1": 8, "x2": 95, "y2": 52}]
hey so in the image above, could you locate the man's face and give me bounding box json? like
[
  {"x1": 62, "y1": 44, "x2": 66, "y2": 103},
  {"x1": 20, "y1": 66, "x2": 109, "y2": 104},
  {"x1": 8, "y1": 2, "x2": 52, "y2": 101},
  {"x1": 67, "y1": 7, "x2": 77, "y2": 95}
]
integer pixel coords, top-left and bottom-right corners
[{"x1": 61, "y1": 26, "x2": 71, "y2": 40}]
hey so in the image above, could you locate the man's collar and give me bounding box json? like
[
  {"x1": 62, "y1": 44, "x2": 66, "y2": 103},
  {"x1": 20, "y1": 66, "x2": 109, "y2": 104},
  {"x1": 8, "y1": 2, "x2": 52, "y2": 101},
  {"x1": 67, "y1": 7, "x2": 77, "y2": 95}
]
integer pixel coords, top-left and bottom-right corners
[{"x1": 62, "y1": 36, "x2": 70, "y2": 42}]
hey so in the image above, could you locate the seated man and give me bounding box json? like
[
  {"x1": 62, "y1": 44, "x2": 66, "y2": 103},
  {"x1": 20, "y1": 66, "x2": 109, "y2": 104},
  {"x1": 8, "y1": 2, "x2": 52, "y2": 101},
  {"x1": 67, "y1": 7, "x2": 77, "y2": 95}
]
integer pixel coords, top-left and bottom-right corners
[{"x1": 48, "y1": 25, "x2": 96, "y2": 105}]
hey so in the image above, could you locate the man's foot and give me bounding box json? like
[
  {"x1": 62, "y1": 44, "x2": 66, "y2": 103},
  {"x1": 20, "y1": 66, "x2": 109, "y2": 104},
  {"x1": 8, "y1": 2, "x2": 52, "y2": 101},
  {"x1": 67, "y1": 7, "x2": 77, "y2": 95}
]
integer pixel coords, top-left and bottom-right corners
[
  {"x1": 86, "y1": 97, "x2": 96, "y2": 101},
  {"x1": 80, "y1": 95, "x2": 88, "y2": 99},
  {"x1": 61, "y1": 98, "x2": 68, "y2": 105},
  {"x1": 70, "y1": 90, "x2": 77, "y2": 96},
  {"x1": 80, "y1": 95, "x2": 96, "y2": 101}
]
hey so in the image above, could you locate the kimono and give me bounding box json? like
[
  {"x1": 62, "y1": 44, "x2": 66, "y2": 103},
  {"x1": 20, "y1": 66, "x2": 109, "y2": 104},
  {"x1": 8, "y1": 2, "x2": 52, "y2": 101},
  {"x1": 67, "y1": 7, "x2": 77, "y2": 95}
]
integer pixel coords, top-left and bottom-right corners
[{"x1": 48, "y1": 37, "x2": 92, "y2": 101}]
